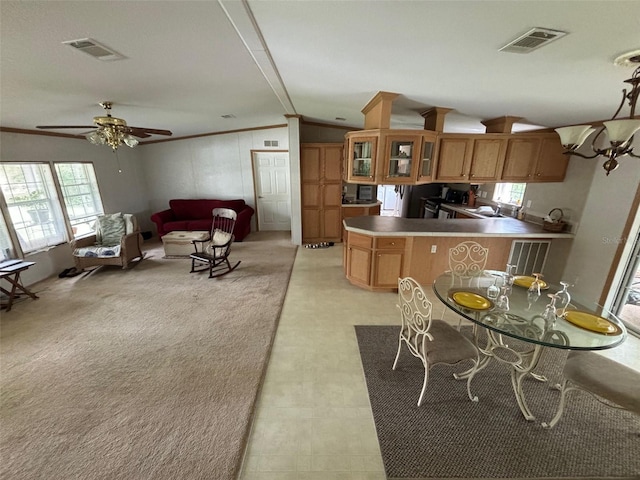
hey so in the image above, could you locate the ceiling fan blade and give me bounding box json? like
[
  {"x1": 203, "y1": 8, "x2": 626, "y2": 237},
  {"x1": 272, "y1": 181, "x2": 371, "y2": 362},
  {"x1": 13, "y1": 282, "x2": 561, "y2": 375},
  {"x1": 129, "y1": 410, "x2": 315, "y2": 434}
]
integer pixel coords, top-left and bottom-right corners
[
  {"x1": 37, "y1": 125, "x2": 96, "y2": 129},
  {"x1": 129, "y1": 127, "x2": 173, "y2": 136},
  {"x1": 128, "y1": 130, "x2": 151, "y2": 139}
]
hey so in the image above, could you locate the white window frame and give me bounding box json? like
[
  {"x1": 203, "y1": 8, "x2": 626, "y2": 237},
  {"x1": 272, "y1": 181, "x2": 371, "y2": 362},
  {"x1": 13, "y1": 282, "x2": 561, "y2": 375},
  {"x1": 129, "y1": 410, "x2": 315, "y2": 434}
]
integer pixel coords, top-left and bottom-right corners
[
  {"x1": 493, "y1": 182, "x2": 526, "y2": 206},
  {"x1": 54, "y1": 163, "x2": 104, "y2": 238},
  {"x1": 0, "y1": 162, "x2": 105, "y2": 256}
]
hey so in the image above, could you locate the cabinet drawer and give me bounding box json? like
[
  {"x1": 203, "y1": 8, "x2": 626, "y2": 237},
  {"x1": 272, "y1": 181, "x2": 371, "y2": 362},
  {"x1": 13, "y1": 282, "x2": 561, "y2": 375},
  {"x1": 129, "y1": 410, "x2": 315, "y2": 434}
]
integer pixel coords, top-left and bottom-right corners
[
  {"x1": 375, "y1": 237, "x2": 406, "y2": 250},
  {"x1": 349, "y1": 232, "x2": 373, "y2": 249}
]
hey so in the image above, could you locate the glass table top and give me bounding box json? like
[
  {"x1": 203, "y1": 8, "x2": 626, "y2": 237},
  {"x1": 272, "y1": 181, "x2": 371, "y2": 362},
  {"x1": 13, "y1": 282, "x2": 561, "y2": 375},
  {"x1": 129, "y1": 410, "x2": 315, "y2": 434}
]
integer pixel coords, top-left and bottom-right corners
[{"x1": 433, "y1": 270, "x2": 627, "y2": 350}]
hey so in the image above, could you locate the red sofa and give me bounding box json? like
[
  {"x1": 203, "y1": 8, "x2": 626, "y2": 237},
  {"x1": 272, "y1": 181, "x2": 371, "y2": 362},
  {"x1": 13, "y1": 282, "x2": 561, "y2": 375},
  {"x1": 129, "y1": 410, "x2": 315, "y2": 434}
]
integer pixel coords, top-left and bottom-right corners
[{"x1": 150, "y1": 199, "x2": 255, "y2": 241}]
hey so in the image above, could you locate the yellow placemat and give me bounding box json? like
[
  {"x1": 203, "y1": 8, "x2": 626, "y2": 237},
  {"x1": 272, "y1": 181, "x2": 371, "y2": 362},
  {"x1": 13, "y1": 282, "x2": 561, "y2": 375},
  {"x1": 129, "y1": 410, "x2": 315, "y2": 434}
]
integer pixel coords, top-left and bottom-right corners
[
  {"x1": 513, "y1": 276, "x2": 548, "y2": 290},
  {"x1": 563, "y1": 310, "x2": 622, "y2": 335},
  {"x1": 451, "y1": 291, "x2": 493, "y2": 311}
]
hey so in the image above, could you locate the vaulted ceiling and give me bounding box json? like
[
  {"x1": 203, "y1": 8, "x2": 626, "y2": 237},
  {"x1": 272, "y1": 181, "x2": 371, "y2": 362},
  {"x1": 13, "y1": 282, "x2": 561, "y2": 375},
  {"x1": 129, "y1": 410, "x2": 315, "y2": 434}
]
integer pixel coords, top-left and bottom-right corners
[{"x1": 1, "y1": 1, "x2": 639, "y2": 141}]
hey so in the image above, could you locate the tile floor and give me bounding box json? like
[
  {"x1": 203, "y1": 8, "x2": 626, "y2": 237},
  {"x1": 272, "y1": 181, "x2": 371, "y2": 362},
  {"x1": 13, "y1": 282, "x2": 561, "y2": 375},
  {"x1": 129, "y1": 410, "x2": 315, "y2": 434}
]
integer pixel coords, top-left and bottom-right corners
[{"x1": 239, "y1": 244, "x2": 640, "y2": 480}]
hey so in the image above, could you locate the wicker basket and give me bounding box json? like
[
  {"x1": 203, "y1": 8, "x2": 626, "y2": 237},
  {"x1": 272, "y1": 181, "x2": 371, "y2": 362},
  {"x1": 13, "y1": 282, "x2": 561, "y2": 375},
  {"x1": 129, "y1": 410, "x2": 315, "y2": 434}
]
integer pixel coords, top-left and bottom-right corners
[{"x1": 543, "y1": 208, "x2": 566, "y2": 232}]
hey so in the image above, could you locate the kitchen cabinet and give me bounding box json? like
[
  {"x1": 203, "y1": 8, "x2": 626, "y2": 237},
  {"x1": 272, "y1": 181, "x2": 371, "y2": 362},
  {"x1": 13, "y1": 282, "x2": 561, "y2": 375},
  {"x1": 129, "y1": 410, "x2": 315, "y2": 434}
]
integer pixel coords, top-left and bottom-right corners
[
  {"x1": 435, "y1": 134, "x2": 506, "y2": 182},
  {"x1": 372, "y1": 237, "x2": 406, "y2": 289},
  {"x1": 345, "y1": 133, "x2": 377, "y2": 183},
  {"x1": 501, "y1": 134, "x2": 567, "y2": 182},
  {"x1": 344, "y1": 232, "x2": 406, "y2": 291},
  {"x1": 345, "y1": 130, "x2": 439, "y2": 185},
  {"x1": 301, "y1": 143, "x2": 343, "y2": 243},
  {"x1": 381, "y1": 134, "x2": 422, "y2": 184},
  {"x1": 417, "y1": 131, "x2": 439, "y2": 182}
]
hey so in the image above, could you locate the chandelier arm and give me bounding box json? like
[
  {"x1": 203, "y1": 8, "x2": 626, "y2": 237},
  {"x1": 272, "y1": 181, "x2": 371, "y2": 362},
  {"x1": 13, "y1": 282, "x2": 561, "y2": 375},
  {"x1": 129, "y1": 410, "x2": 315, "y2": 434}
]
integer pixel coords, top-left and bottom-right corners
[
  {"x1": 628, "y1": 151, "x2": 640, "y2": 159},
  {"x1": 563, "y1": 150, "x2": 599, "y2": 160}
]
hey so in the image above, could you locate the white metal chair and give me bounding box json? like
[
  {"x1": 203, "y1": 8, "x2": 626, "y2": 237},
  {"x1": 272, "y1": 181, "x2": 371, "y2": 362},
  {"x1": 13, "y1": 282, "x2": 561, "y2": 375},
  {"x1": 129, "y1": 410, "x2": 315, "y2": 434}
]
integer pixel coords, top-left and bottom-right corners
[
  {"x1": 445, "y1": 241, "x2": 489, "y2": 329},
  {"x1": 190, "y1": 208, "x2": 240, "y2": 278},
  {"x1": 392, "y1": 277, "x2": 480, "y2": 406},
  {"x1": 542, "y1": 350, "x2": 640, "y2": 428}
]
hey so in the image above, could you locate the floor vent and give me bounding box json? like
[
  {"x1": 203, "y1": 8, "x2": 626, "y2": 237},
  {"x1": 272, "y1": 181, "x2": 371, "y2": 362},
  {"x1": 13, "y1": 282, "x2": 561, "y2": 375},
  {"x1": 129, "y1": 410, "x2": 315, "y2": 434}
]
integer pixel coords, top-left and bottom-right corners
[
  {"x1": 499, "y1": 28, "x2": 567, "y2": 54},
  {"x1": 62, "y1": 38, "x2": 125, "y2": 61},
  {"x1": 508, "y1": 240, "x2": 551, "y2": 276}
]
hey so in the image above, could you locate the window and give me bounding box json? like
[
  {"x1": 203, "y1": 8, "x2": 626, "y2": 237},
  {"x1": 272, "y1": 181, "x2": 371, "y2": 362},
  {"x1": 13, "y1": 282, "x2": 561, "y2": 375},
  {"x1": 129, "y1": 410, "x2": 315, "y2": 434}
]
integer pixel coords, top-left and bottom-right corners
[
  {"x1": 55, "y1": 163, "x2": 104, "y2": 237},
  {"x1": 0, "y1": 162, "x2": 105, "y2": 255},
  {"x1": 0, "y1": 213, "x2": 13, "y2": 260},
  {"x1": 0, "y1": 163, "x2": 67, "y2": 253},
  {"x1": 493, "y1": 183, "x2": 526, "y2": 206}
]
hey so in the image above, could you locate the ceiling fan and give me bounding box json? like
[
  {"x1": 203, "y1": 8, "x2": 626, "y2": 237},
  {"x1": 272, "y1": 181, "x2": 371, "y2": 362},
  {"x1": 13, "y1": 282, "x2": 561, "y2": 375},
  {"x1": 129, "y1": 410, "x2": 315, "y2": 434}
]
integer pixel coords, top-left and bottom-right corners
[{"x1": 37, "y1": 101, "x2": 172, "y2": 150}]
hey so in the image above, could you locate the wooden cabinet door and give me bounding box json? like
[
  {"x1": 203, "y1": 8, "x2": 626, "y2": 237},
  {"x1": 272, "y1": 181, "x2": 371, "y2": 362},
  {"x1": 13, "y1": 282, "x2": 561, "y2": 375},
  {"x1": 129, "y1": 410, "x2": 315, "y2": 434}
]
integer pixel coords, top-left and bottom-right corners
[
  {"x1": 321, "y1": 207, "x2": 342, "y2": 241},
  {"x1": 373, "y1": 251, "x2": 404, "y2": 288},
  {"x1": 322, "y1": 183, "x2": 342, "y2": 208},
  {"x1": 302, "y1": 209, "x2": 320, "y2": 241},
  {"x1": 435, "y1": 136, "x2": 473, "y2": 181},
  {"x1": 346, "y1": 134, "x2": 378, "y2": 183},
  {"x1": 469, "y1": 138, "x2": 506, "y2": 181},
  {"x1": 533, "y1": 136, "x2": 569, "y2": 182},
  {"x1": 501, "y1": 137, "x2": 541, "y2": 181},
  {"x1": 323, "y1": 145, "x2": 343, "y2": 182},
  {"x1": 301, "y1": 183, "x2": 321, "y2": 208},
  {"x1": 301, "y1": 146, "x2": 321, "y2": 183},
  {"x1": 347, "y1": 246, "x2": 372, "y2": 286}
]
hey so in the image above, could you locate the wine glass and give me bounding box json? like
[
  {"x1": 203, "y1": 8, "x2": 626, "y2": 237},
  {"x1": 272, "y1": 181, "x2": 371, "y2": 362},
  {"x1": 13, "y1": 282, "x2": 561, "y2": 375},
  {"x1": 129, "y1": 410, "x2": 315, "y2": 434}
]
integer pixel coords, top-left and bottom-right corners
[
  {"x1": 487, "y1": 275, "x2": 500, "y2": 300},
  {"x1": 555, "y1": 281, "x2": 572, "y2": 316},
  {"x1": 496, "y1": 285, "x2": 510, "y2": 311},
  {"x1": 504, "y1": 264, "x2": 516, "y2": 294},
  {"x1": 526, "y1": 273, "x2": 543, "y2": 310},
  {"x1": 542, "y1": 293, "x2": 559, "y2": 331}
]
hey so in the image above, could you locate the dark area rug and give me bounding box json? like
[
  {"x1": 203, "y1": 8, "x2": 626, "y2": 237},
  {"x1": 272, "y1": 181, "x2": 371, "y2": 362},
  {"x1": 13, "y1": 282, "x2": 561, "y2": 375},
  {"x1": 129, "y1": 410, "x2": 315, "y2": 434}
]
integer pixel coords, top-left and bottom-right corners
[{"x1": 355, "y1": 325, "x2": 640, "y2": 479}]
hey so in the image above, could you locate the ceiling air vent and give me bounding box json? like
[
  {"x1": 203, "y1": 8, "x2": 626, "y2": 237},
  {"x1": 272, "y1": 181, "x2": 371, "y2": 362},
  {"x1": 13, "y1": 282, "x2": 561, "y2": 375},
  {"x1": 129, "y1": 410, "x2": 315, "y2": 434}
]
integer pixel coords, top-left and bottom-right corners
[
  {"x1": 62, "y1": 38, "x2": 125, "y2": 61},
  {"x1": 499, "y1": 28, "x2": 568, "y2": 54}
]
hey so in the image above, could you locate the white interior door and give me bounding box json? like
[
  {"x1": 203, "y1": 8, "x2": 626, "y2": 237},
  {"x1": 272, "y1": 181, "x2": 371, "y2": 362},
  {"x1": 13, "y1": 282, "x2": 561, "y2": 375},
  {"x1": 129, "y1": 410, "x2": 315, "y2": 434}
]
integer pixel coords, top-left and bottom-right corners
[{"x1": 252, "y1": 151, "x2": 291, "y2": 231}]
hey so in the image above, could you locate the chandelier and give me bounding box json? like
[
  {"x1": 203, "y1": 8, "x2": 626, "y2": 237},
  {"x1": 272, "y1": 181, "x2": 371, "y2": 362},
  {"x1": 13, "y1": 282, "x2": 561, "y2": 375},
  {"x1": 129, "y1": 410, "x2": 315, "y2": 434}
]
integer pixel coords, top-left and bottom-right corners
[
  {"x1": 555, "y1": 65, "x2": 640, "y2": 175},
  {"x1": 85, "y1": 103, "x2": 139, "y2": 151}
]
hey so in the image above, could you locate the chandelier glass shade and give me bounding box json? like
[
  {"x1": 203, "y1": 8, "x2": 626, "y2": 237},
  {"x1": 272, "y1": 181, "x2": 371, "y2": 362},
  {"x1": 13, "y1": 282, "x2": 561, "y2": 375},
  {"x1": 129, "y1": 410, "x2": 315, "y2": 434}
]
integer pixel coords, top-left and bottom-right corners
[
  {"x1": 555, "y1": 66, "x2": 640, "y2": 175},
  {"x1": 84, "y1": 111, "x2": 139, "y2": 151}
]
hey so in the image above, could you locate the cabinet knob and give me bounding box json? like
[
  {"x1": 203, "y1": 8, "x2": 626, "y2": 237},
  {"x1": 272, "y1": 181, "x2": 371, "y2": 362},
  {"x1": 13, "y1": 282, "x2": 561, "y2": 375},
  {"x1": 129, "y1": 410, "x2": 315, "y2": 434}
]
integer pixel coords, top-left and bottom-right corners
[
  {"x1": 536, "y1": 172, "x2": 541, "y2": 176},
  {"x1": 390, "y1": 242, "x2": 395, "y2": 245}
]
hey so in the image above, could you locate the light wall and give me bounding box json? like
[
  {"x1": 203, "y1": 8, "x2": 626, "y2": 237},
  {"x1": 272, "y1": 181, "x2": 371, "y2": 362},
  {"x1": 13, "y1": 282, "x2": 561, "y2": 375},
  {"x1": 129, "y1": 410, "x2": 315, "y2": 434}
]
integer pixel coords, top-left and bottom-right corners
[
  {"x1": 561, "y1": 156, "x2": 640, "y2": 304},
  {"x1": 139, "y1": 127, "x2": 289, "y2": 234}
]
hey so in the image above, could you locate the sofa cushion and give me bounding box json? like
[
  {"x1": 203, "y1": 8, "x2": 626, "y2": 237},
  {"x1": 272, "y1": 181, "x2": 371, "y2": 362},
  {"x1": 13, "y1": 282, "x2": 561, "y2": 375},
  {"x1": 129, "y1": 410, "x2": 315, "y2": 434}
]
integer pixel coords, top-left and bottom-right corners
[
  {"x1": 186, "y1": 219, "x2": 213, "y2": 232},
  {"x1": 163, "y1": 220, "x2": 190, "y2": 232},
  {"x1": 221, "y1": 199, "x2": 247, "y2": 213}
]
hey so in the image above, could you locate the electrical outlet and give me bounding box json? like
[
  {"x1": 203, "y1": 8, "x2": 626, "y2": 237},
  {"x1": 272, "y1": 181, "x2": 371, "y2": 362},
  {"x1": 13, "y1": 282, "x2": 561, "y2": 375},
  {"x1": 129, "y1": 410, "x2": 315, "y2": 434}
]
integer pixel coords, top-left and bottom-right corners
[
  {"x1": 481, "y1": 191, "x2": 487, "y2": 198},
  {"x1": 431, "y1": 245, "x2": 437, "y2": 253},
  {"x1": 526, "y1": 200, "x2": 532, "y2": 208}
]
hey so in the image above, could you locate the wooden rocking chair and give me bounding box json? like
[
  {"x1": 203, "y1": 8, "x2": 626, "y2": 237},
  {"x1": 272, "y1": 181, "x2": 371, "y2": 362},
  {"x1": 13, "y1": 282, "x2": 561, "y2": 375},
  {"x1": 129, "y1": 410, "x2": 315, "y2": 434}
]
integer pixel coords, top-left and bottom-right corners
[{"x1": 190, "y1": 208, "x2": 240, "y2": 278}]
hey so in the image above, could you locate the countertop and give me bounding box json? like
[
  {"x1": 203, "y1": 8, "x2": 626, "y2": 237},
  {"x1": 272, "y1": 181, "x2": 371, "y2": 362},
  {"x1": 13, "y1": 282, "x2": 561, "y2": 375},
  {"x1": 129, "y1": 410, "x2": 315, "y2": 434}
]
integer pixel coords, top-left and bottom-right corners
[
  {"x1": 343, "y1": 215, "x2": 574, "y2": 238},
  {"x1": 341, "y1": 201, "x2": 381, "y2": 208}
]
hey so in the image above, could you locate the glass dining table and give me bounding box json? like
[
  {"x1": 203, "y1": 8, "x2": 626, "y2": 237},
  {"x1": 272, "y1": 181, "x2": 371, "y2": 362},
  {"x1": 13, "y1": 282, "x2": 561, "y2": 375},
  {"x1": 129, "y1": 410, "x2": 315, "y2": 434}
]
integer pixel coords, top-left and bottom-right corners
[{"x1": 432, "y1": 270, "x2": 627, "y2": 421}]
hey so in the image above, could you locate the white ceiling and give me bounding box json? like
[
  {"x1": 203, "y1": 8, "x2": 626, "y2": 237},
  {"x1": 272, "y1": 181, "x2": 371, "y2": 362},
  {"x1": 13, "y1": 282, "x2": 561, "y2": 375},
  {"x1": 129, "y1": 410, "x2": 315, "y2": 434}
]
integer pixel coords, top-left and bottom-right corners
[{"x1": 1, "y1": 1, "x2": 639, "y2": 141}]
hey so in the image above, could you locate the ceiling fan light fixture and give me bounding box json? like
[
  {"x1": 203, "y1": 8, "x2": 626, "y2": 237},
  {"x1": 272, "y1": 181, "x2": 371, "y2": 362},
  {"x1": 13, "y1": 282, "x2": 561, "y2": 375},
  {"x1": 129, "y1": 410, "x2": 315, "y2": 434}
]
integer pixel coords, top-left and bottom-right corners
[
  {"x1": 86, "y1": 130, "x2": 106, "y2": 146},
  {"x1": 123, "y1": 134, "x2": 139, "y2": 148}
]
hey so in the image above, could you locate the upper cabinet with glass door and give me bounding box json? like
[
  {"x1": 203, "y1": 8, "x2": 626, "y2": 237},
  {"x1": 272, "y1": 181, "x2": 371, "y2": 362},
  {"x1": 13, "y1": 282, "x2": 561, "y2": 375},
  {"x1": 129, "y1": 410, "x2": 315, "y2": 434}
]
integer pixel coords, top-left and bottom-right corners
[
  {"x1": 346, "y1": 132, "x2": 378, "y2": 183},
  {"x1": 382, "y1": 133, "x2": 422, "y2": 184},
  {"x1": 417, "y1": 131, "x2": 438, "y2": 183}
]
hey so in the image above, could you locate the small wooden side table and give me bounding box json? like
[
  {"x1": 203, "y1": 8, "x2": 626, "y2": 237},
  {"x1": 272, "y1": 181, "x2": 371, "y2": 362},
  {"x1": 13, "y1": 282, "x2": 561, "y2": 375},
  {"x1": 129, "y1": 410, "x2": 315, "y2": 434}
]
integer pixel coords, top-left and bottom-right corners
[{"x1": 0, "y1": 260, "x2": 38, "y2": 312}]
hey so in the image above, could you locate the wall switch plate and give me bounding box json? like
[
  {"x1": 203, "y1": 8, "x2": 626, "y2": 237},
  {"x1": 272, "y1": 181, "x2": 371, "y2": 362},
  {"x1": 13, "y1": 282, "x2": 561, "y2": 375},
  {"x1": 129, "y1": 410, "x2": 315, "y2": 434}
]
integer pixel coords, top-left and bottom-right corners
[
  {"x1": 481, "y1": 191, "x2": 487, "y2": 198},
  {"x1": 526, "y1": 200, "x2": 532, "y2": 208},
  {"x1": 431, "y1": 245, "x2": 437, "y2": 253}
]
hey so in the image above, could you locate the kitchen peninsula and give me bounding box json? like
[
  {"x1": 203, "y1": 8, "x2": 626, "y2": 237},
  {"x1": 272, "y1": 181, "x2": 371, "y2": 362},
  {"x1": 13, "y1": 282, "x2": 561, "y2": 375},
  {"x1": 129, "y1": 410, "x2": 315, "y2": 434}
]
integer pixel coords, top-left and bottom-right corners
[{"x1": 343, "y1": 216, "x2": 573, "y2": 291}]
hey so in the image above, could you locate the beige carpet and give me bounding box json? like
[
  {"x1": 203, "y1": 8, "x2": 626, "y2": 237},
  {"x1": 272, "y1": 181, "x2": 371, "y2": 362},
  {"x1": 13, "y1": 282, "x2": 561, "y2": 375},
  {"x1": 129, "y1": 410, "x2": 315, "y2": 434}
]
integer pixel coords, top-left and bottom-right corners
[{"x1": 0, "y1": 232, "x2": 297, "y2": 480}]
